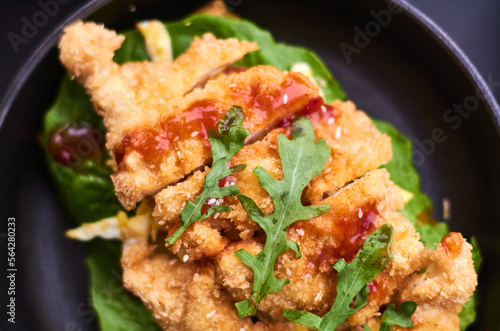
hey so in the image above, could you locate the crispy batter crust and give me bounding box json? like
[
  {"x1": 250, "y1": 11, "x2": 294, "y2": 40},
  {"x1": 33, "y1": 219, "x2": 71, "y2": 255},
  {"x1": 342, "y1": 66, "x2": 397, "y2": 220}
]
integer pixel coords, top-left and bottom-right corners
[
  {"x1": 153, "y1": 100, "x2": 392, "y2": 258},
  {"x1": 122, "y1": 240, "x2": 298, "y2": 331},
  {"x1": 112, "y1": 66, "x2": 318, "y2": 209},
  {"x1": 61, "y1": 22, "x2": 477, "y2": 331}
]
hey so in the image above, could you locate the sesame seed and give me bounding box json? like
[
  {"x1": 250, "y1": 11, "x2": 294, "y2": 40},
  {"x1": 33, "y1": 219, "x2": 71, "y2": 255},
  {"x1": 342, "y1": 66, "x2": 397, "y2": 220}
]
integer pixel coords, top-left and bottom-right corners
[
  {"x1": 206, "y1": 310, "x2": 216, "y2": 318},
  {"x1": 230, "y1": 84, "x2": 237, "y2": 87},
  {"x1": 240, "y1": 328, "x2": 246, "y2": 331},
  {"x1": 296, "y1": 228, "x2": 305, "y2": 236},
  {"x1": 207, "y1": 198, "x2": 216, "y2": 205},
  {"x1": 334, "y1": 126, "x2": 342, "y2": 139},
  {"x1": 214, "y1": 213, "x2": 220, "y2": 219},
  {"x1": 286, "y1": 268, "x2": 292, "y2": 276},
  {"x1": 358, "y1": 209, "x2": 363, "y2": 218},
  {"x1": 283, "y1": 94, "x2": 288, "y2": 104},
  {"x1": 182, "y1": 254, "x2": 189, "y2": 262},
  {"x1": 191, "y1": 131, "x2": 199, "y2": 137},
  {"x1": 185, "y1": 21, "x2": 191, "y2": 26},
  {"x1": 230, "y1": 182, "x2": 236, "y2": 186},
  {"x1": 321, "y1": 105, "x2": 327, "y2": 113},
  {"x1": 328, "y1": 117, "x2": 335, "y2": 125},
  {"x1": 169, "y1": 259, "x2": 177, "y2": 265}
]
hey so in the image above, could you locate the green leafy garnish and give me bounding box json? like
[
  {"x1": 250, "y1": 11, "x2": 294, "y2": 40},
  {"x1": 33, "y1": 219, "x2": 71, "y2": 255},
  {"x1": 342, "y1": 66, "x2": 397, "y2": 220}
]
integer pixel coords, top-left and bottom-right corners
[
  {"x1": 283, "y1": 224, "x2": 394, "y2": 331},
  {"x1": 364, "y1": 301, "x2": 417, "y2": 331},
  {"x1": 234, "y1": 117, "x2": 330, "y2": 317},
  {"x1": 165, "y1": 106, "x2": 249, "y2": 246}
]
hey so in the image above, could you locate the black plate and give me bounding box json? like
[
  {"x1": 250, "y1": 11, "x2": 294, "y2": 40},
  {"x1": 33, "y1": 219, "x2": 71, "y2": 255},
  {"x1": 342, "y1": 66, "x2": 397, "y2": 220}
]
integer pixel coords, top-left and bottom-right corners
[{"x1": 1, "y1": 0, "x2": 499, "y2": 330}]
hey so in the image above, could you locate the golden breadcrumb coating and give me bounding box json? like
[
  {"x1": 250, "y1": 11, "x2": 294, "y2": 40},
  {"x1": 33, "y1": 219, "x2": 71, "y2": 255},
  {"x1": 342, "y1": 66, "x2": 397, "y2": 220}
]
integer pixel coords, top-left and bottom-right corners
[
  {"x1": 215, "y1": 169, "x2": 427, "y2": 325},
  {"x1": 112, "y1": 66, "x2": 318, "y2": 209},
  {"x1": 59, "y1": 21, "x2": 258, "y2": 152},
  {"x1": 305, "y1": 100, "x2": 392, "y2": 203},
  {"x1": 60, "y1": 22, "x2": 477, "y2": 331},
  {"x1": 122, "y1": 240, "x2": 300, "y2": 331},
  {"x1": 395, "y1": 232, "x2": 477, "y2": 330},
  {"x1": 153, "y1": 100, "x2": 392, "y2": 259}
]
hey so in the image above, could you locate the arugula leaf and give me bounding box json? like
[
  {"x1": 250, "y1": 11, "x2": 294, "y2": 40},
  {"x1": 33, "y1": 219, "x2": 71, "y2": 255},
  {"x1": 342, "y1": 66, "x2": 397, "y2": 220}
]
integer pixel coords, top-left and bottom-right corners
[
  {"x1": 165, "y1": 106, "x2": 249, "y2": 245},
  {"x1": 283, "y1": 224, "x2": 395, "y2": 330},
  {"x1": 234, "y1": 117, "x2": 330, "y2": 317},
  {"x1": 365, "y1": 302, "x2": 416, "y2": 331}
]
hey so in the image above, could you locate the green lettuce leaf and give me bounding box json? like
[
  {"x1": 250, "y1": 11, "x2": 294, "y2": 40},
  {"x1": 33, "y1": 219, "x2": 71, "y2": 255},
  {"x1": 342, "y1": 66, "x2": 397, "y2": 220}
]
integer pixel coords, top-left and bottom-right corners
[
  {"x1": 235, "y1": 117, "x2": 331, "y2": 317},
  {"x1": 165, "y1": 106, "x2": 249, "y2": 245},
  {"x1": 42, "y1": 76, "x2": 124, "y2": 224},
  {"x1": 283, "y1": 224, "x2": 394, "y2": 330}
]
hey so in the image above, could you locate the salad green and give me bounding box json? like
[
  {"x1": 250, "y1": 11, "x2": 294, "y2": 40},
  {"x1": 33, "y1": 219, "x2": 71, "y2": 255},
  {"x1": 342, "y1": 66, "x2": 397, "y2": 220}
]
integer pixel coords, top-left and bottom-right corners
[{"x1": 42, "y1": 13, "x2": 479, "y2": 330}]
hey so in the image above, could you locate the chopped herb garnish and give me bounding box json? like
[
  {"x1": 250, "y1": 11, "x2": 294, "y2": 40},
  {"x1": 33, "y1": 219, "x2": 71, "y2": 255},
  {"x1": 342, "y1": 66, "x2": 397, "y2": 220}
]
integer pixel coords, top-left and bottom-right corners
[
  {"x1": 165, "y1": 106, "x2": 249, "y2": 246},
  {"x1": 234, "y1": 117, "x2": 331, "y2": 317}
]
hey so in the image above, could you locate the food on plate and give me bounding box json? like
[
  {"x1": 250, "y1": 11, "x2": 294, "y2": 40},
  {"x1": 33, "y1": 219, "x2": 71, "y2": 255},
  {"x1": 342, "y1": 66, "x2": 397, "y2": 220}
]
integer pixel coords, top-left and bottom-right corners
[{"x1": 42, "y1": 4, "x2": 479, "y2": 331}]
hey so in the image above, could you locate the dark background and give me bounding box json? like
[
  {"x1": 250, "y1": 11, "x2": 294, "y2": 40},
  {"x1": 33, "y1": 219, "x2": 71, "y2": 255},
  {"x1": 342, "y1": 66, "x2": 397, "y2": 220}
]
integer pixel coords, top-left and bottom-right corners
[{"x1": 1, "y1": 0, "x2": 500, "y2": 103}]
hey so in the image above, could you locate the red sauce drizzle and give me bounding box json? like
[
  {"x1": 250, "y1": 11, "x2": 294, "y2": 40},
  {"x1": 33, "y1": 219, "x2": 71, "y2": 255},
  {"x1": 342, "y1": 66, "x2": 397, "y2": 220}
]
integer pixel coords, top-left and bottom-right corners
[
  {"x1": 368, "y1": 279, "x2": 388, "y2": 301},
  {"x1": 310, "y1": 206, "x2": 379, "y2": 270},
  {"x1": 218, "y1": 175, "x2": 237, "y2": 188},
  {"x1": 118, "y1": 100, "x2": 220, "y2": 164},
  {"x1": 277, "y1": 97, "x2": 338, "y2": 128},
  {"x1": 116, "y1": 75, "x2": 311, "y2": 164},
  {"x1": 48, "y1": 123, "x2": 104, "y2": 167}
]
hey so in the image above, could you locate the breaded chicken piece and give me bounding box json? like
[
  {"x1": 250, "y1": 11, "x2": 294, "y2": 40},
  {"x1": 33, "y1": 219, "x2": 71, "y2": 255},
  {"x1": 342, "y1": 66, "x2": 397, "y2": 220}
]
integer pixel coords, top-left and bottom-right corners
[
  {"x1": 305, "y1": 100, "x2": 392, "y2": 203},
  {"x1": 215, "y1": 169, "x2": 426, "y2": 325},
  {"x1": 114, "y1": 66, "x2": 319, "y2": 209},
  {"x1": 121, "y1": 240, "x2": 298, "y2": 331},
  {"x1": 59, "y1": 22, "x2": 258, "y2": 152},
  {"x1": 395, "y1": 232, "x2": 477, "y2": 330},
  {"x1": 153, "y1": 100, "x2": 392, "y2": 258}
]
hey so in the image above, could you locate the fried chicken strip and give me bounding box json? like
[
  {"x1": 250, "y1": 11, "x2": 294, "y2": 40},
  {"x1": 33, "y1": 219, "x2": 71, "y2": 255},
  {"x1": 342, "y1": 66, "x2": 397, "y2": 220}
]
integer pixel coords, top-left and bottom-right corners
[
  {"x1": 114, "y1": 66, "x2": 318, "y2": 209},
  {"x1": 153, "y1": 100, "x2": 392, "y2": 258},
  {"x1": 121, "y1": 240, "x2": 297, "y2": 331},
  {"x1": 395, "y1": 232, "x2": 477, "y2": 330},
  {"x1": 59, "y1": 21, "x2": 258, "y2": 152},
  {"x1": 215, "y1": 169, "x2": 426, "y2": 325}
]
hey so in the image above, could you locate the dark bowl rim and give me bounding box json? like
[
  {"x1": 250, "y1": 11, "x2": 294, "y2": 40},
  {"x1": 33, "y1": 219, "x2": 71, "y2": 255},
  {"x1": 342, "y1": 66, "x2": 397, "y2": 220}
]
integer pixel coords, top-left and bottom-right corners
[
  {"x1": 0, "y1": 0, "x2": 112, "y2": 129},
  {"x1": 1, "y1": 0, "x2": 500, "y2": 136}
]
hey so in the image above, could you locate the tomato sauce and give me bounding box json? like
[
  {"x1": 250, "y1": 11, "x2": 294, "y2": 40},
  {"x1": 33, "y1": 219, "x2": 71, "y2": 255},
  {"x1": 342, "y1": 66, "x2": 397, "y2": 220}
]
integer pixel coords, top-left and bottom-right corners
[
  {"x1": 116, "y1": 75, "x2": 312, "y2": 165},
  {"x1": 277, "y1": 97, "x2": 339, "y2": 128},
  {"x1": 304, "y1": 206, "x2": 379, "y2": 270}
]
